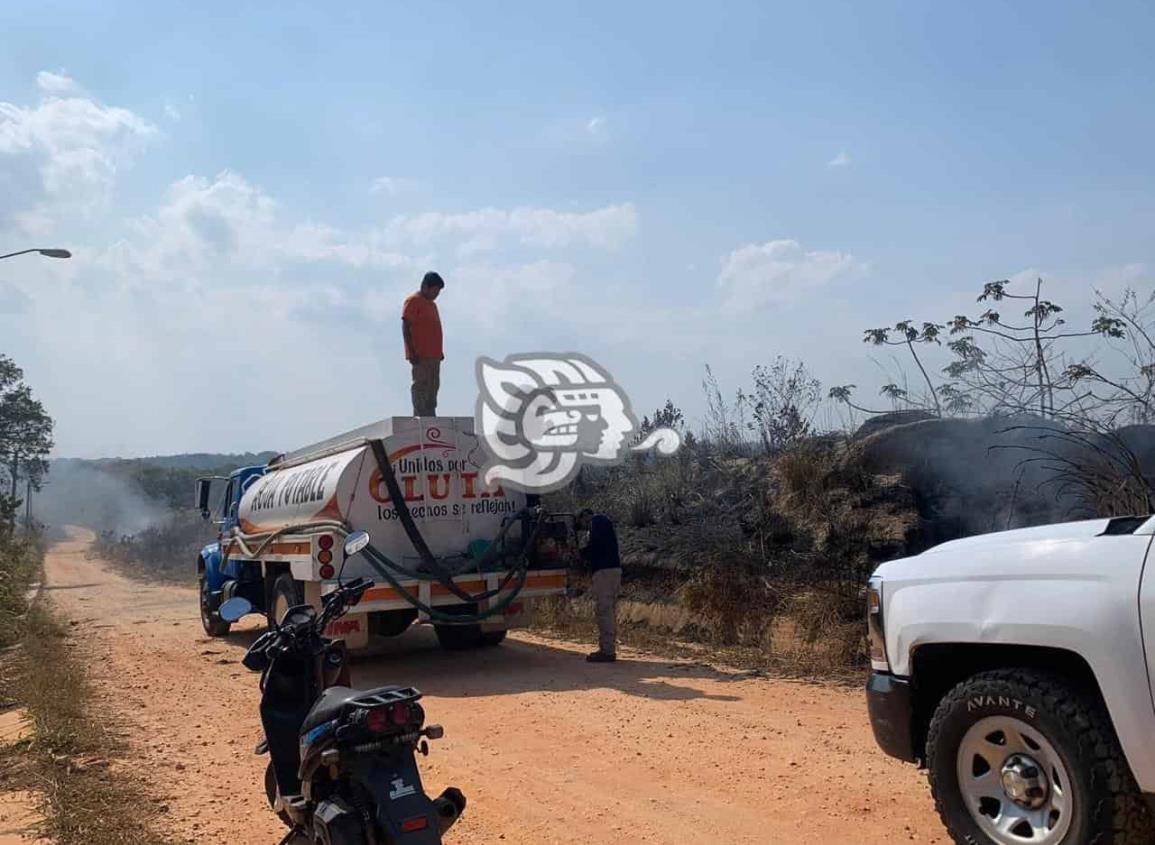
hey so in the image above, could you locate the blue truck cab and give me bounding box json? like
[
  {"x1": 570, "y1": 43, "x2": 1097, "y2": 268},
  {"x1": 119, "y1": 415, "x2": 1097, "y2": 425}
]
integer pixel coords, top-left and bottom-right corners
[{"x1": 195, "y1": 465, "x2": 267, "y2": 636}]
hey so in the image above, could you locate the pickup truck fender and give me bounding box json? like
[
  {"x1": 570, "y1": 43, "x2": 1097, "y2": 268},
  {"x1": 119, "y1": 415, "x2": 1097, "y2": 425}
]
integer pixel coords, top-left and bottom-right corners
[{"x1": 878, "y1": 531, "x2": 1155, "y2": 791}]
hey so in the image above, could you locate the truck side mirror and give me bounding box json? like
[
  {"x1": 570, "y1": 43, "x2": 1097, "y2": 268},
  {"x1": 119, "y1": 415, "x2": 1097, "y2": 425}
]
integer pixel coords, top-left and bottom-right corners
[{"x1": 195, "y1": 478, "x2": 212, "y2": 520}]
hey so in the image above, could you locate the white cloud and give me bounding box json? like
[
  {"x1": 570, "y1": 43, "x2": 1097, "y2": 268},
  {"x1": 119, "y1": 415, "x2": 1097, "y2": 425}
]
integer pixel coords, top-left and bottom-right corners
[
  {"x1": 828, "y1": 150, "x2": 851, "y2": 167},
  {"x1": 0, "y1": 73, "x2": 647, "y2": 456},
  {"x1": 1093, "y1": 262, "x2": 1148, "y2": 292},
  {"x1": 36, "y1": 71, "x2": 77, "y2": 94},
  {"x1": 383, "y1": 202, "x2": 638, "y2": 253},
  {"x1": 369, "y1": 176, "x2": 418, "y2": 196},
  {"x1": 586, "y1": 116, "x2": 605, "y2": 135},
  {"x1": 717, "y1": 239, "x2": 864, "y2": 311},
  {"x1": 102, "y1": 171, "x2": 424, "y2": 284},
  {"x1": 163, "y1": 103, "x2": 181, "y2": 122},
  {"x1": 448, "y1": 260, "x2": 577, "y2": 322},
  {"x1": 0, "y1": 74, "x2": 156, "y2": 231}
]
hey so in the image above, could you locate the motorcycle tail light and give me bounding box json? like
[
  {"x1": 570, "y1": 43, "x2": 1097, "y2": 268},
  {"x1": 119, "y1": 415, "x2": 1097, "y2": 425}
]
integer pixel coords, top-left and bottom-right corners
[
  {"x1": 401, "y1": 817, "x2": 429, "y2": 833},
  {"x1": 366, "y1": 708, "x2": 391, "y2": 733},
  {"x1": 390, "y1": 702, "x2": 410, "y2": 726}
]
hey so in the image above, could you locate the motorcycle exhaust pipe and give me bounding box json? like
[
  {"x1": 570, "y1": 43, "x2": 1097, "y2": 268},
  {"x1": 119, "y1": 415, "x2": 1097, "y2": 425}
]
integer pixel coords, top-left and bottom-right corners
[{"x1": 434, "y1": 787, "x2": 466, "y2": 834}]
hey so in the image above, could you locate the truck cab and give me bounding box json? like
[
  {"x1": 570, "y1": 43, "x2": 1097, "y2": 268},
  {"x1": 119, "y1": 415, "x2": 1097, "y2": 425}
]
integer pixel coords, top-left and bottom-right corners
[
  {"x1": 866, "y1": 515, "x2": 1155, "y2": 845},
  {"x1": 195, "y1": 465, "x2": 267, "y2": 635}
]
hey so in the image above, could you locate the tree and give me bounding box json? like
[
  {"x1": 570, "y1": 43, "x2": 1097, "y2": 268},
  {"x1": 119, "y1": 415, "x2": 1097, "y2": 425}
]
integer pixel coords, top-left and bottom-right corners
[
  {"x1": 0, "y1": 356, "x2": 54, "y2": 529},
  {"x1": 739, "y1": 357, "x2": 822, "y2": 454},
  {"x1": 1063, "y1": 287, "x2": 1155, "y2": 425},
  {"x1": 863, "y1": 321, "x2": 946, "y2": 416},
  {"x1": 637, "y1": 399, "x2": 686, "y2": 438},
  {"x1": 833, "y1": 278, "x2": 1155, "y2": 517},
  {"x1": 944, "y1": 278, "x2": 1094, "y2": 418}
]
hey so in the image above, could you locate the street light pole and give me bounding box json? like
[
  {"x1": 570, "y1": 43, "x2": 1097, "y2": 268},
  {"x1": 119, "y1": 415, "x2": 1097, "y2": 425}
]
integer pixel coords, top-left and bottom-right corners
[{"x1": 0, "y1": 248, "x2": 72, "y2": 261}]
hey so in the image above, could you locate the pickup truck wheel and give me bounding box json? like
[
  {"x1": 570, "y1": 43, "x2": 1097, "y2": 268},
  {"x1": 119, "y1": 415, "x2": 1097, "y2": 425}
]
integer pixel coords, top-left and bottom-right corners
[
  {"x1": 269, "y1": 574, "x2": 303, "y2": 629},
  {"x1": 199, "y1": 574, "x2": 231, "y2": 637},
  {"x1": 926, "y1": 669, "x2": 1154, "y2": 845},
  {"x1": 434, "y1": 623, "x2": 483, "y2": 650}
]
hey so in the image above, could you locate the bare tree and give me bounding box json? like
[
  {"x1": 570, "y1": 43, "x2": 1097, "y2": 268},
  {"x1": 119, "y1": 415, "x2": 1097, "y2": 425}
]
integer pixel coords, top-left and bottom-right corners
[
  {"x1": 738, "y1": 357, "x2": 822, "y2": 454},
  {"x1": 945, "y1": 278, "x2": 1096, "y2": 418}
]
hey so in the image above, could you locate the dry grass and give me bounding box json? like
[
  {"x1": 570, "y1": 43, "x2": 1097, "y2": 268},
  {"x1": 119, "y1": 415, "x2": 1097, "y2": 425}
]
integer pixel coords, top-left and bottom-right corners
[
  {"x1": 529, "y1": 591, "x2": 865, "y2": 684},
  {"x1": 0, "y1": 532, "x2": 41, "y2": 649},
  {"x1": 1, "y1": 605, "x2": 175, "y2": 845}
]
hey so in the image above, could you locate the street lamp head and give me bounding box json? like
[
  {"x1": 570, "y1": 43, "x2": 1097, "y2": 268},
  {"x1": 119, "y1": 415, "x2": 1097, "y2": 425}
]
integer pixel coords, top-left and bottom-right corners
[{"x1": 37, "y1": 249, "x2": 71, "y2": 259}]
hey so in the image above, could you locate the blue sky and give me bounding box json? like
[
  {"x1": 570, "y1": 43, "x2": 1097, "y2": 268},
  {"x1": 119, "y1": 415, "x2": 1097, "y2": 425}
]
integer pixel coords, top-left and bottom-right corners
[{"x1": 1, "y1": 1, "x2": 1153, "y2": 456}]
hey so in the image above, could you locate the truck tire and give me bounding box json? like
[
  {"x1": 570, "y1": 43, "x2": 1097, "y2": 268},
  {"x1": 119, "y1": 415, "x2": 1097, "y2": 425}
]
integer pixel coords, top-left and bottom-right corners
[
  {"x1": 199, "y1": 573, "x2": 231, "y2": 637},
  {"x1": 434, "y1": 623, "x2": 483, "y2": 650},
  {"x1": 925, "y1": 668, "x2": 1154, "y2": 845},
  {"x1": 268, "y1": 573, "x2": 304, "y2": 629},
  {"x1": 480, "y1": 630, "x2": 507, "y2": 647}
]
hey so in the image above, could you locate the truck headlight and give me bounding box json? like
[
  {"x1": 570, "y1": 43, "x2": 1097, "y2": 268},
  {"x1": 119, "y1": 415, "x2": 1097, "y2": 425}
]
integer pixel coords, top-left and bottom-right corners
[{"x1": 867, "y1": 576, "x2": 890, "y2": 672}]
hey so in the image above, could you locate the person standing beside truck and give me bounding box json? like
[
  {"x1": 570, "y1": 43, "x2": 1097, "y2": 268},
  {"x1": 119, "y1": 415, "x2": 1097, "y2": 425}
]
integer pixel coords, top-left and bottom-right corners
[
  {"x1": 576, "y1": 508, "x2": 621, "y2": 663},
  {"x1": 402, "y1": 271, "x2": 445, "y2": 416}
]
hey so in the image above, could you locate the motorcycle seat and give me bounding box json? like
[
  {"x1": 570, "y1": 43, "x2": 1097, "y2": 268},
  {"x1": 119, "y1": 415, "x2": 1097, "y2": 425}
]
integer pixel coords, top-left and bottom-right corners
[{"x1": 301, "y1": 684, "x2": 420, "y2": 734}]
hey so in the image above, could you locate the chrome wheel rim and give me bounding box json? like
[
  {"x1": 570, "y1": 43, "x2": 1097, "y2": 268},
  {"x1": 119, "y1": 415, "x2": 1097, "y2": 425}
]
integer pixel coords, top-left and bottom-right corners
[{"x1": 957, "y1": 715, "x2": 1074, "y2": 844}]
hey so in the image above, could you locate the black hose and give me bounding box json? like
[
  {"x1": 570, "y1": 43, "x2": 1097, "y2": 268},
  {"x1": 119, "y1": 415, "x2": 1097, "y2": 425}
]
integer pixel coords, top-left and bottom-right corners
[
  {"x1": 363, "y1": 437, "x2": 538, "y2": 623},
  {"x1": 357, "y1": 542, "x2": 530, "y2": 624},
  {"x1": 368, "y1": 437, "x2": 527, "y2": 602}
]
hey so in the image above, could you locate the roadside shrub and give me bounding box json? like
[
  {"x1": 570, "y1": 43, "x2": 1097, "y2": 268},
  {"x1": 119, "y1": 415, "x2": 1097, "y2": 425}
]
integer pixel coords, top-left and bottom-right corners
[
  {"x1": 678, "y1": 549, "x2": 780, "y2": 646},
  {"x1": 91, "y1": 510, "x2": 212, "y2": 583},
  {"x1": 0, "y1": 532, "x2": 41, "y2": 648}
]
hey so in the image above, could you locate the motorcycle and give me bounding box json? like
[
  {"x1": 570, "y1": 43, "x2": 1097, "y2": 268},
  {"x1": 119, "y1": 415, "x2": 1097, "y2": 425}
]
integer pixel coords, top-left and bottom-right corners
[{"x1": 218, "y1": 531, "x2": 466, "y2": 845}]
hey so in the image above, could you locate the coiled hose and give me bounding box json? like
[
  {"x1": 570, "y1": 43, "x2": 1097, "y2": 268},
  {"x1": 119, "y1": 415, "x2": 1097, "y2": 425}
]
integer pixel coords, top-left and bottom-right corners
[
  {"x1": 226, "y1": 438, "x2": 543, "y2": 625},
  {"x1": 362, "y1": 437, "x2": 539, "y2": 623}
]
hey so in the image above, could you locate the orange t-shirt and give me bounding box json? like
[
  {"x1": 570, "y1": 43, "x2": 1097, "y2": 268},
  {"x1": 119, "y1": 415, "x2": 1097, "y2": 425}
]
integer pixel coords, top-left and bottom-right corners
[{"x1": 402, "y1": 293, "x2": 443, "y2": 361}]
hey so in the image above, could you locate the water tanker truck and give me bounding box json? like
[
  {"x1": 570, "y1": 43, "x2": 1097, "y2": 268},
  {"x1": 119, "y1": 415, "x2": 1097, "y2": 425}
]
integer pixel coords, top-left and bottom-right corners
[{"x1": 194, "y1": 417, "x2": 573, "y2": 650}]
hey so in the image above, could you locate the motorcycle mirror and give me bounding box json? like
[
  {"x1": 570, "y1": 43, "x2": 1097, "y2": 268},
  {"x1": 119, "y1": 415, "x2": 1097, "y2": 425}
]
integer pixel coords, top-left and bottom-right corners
[
  {"x1": 218, "y1": 596, "x2": 254, "y2": 622},
  {"x1": 343, "y1": 530, "x2": 371, "y2": 558}
]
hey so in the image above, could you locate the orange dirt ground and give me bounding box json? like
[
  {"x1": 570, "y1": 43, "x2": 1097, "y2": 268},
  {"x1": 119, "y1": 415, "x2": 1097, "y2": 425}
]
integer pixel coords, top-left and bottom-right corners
[{"x1": 38, "y1": 528, "x2": 946, "y2": 844}]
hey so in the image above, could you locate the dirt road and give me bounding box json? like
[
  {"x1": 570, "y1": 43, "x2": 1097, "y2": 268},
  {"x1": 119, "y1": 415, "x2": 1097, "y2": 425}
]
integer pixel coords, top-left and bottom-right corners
[{"x1": 41, "y1": 528, "x2": 945, "y2": 844}]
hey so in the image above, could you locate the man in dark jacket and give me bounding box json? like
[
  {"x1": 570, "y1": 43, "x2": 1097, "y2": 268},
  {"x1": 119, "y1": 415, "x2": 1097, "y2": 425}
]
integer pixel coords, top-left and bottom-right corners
[{"x1": 576, "y1": 508, "x2": 621, "y2": 662}]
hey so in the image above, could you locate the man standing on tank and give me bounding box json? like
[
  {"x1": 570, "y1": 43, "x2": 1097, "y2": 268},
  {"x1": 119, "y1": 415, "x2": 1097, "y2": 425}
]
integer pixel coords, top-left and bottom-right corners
[{"x1": 402, "y1": 272, "x2": 445, "y2": 416}]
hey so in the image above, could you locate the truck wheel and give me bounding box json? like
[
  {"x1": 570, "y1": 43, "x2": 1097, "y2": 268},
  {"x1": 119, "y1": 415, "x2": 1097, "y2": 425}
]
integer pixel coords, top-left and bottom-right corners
[
  {"x1": 434, "y1": 624, "x2": 483, "y2": 650},
  {"x1": 199, "y1": 573, "x2": 231, "y2": 637},
  {"x1": 268, "y1": 573, "x2": 303, "y2": 629},
  {"x1": 926, "y1": 669, "x2": 1154, "y2": 845},
  {"x1": 480, "y1": 630, "x2": 507, "y2": 647}
]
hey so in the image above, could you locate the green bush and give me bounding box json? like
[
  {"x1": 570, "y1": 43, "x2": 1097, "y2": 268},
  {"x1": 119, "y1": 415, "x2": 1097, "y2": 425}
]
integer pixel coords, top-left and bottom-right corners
[{"x1": 0, "y1": 531, "x2": 42, "y2": 648}]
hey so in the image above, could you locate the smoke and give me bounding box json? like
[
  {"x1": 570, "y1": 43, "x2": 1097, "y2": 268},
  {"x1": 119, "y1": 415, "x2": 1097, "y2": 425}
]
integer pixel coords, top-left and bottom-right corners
[
  {"x1": 857, "y1": 414, "x2": 1155, "y2": 543},
  {"x1": 33, "y1": 459, "x2": 169, "y2": 536}
]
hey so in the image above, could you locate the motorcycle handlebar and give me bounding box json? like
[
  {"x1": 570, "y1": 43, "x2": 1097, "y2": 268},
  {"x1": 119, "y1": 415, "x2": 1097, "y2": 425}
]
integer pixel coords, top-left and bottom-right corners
[{"x1": 243, "y1": 577, "x2": 375, "y2": 673}]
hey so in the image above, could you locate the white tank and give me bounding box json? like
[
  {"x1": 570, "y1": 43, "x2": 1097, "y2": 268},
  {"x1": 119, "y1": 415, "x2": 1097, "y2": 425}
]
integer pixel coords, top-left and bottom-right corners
[{"x1": 237, "y1": 417, "x2": 526, "y2": 559}]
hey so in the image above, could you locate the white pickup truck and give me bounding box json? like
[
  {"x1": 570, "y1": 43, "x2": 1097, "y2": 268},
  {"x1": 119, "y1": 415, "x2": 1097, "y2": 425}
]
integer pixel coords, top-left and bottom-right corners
[{"x1": 866, "y1": 515, "x2": 1155, "y2": 845}]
